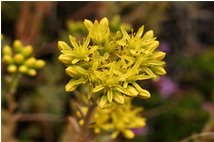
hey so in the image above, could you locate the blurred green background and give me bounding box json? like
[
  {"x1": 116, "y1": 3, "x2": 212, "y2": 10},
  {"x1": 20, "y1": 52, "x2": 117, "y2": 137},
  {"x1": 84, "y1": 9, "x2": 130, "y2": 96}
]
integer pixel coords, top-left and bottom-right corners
[{"x1": 1, "y1": 1, "x2": 214, "y2": 142}]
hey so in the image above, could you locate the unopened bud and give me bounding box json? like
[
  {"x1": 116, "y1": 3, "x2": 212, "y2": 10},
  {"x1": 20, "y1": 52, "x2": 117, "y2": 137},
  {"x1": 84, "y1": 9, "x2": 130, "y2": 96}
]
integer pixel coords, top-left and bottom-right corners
[
  {"x1": 18, "y1": 65, "x2": 28, "y2": 73},
  {"x1": 34, "y1": 60, "x2": 46, "y2": 68},
  {"x1": 25, "y1": 57, "x2": 36, "y2": 67},
  {"x1": 28, "y1": 69, "x2": 37, "y2": 76},
  {"x1": 22, "y1": 45, "x2": 33, "y2": 57},
  {"x1": 3, "y1": 55, "x2": 13, "y2": 64},
  {"x1": 14, "y1": 54, "x2": 24, "y2": 64},
  {"x1": 7, "y1": 65, "x2": 17, "y2": 73},
  {"x1": 13, "y1": 40, "x2": 23, "y2": 52},
  {"x1": 3, "y1": 45, "x2": 12, "y2": 55}
]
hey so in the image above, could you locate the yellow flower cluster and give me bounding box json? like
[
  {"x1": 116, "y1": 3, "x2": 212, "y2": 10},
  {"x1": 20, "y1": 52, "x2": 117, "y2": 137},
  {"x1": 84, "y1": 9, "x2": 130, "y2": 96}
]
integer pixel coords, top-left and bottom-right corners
[
  {"x1": 2, "y1": 40, "x2": 45, "y2": 76},
  {"x1": 58, "y1": 17, "x2": 166, "y2": 108},
  {"x1": 77, "y1": 99, "x2": 145, "y2": 139}
]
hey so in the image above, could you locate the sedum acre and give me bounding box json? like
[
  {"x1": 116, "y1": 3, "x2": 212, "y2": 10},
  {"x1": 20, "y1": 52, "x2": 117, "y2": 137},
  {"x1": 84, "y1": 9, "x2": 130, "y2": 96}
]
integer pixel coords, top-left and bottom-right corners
[
  {"x1": 2, "y1": 40, "x2": 45, "y2": 76},
  {"x1": 58, "y1": 17, "x2": 166, "y2": 108}
]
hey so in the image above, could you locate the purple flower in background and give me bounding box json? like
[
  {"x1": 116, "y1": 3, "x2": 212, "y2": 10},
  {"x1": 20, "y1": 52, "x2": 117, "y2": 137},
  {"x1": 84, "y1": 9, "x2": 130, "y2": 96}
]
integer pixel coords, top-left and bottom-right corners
[
  {"x1": 159, "y1": 41, "x2": 171, "y2": 53},
  {"x1": 157, "y1": 76, "x2": 178, "y2": 99},
  {"x1": 132, "y1": 127, "x2": 149, "y2": 136},
  {"x1": 203, "y1": 102, "x2": 214, "y2": 112}
]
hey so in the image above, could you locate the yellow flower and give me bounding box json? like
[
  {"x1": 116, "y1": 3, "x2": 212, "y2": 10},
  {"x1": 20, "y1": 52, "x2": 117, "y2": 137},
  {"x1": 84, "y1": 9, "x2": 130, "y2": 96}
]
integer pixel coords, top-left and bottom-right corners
[
  {"x1": 58, "y1": 17, "x2": 166, "y2": 108},
  {"x1": 84, "y1": 17, "x2": 110, "y2": 43},
  {"x1": 92, "y1": 98, "x2": 146, "y2": 139}
]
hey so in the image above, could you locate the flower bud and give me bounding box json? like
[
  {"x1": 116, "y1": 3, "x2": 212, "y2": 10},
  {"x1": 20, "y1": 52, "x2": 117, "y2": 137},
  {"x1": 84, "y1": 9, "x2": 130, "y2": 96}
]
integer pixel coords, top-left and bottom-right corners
[
  {"x1": 3, "y1": 55, "x2": 13, "y2": 64},
  {"x1": 14, "y1": 53, "x2": 24, "y2": 64},
  {"x1": 154, "y1": 66, "x2": 166, "y2": 75},
  {"x1": 18, "y1": 65, "x2": 28, "y2": 73},
  {"x1": 13, "y1": 40, "x2": 23, "y2": 52},
  {"x1": 152, "y1": 51, "x2": 166, "y2": 60},
  {"x1": 7, "y1": 64, "x2": 17, "y2": 73},
  {"x1": 28, "y1": 69, "x2": 37, "y2": 76},
  {"x1": 3, "y1": 45, "x2": 12, "y2": 55},
  {"x1": 126, "y1": 86, "x2": 138, "y2": 97},
  {"x1": 34, "y1": 60, "x2": 46, "y2": 68},
  {"x1": 25, "y1": 57, "x2": 36, "y2": 67},
  {"x1": 58, "y1": 54, "x2": 71, "y2": 65},
  {"x1": 79, "y1": 120, "x2": 84, "y2": 126},
  {"x1": 123, "y1": 129, "x2": 135, "y2": 139},
  {"x1": 142, "y1": 30, "x2": 154, "y2": 40},
  {"x1": 22, "y1": 45, "x2": 33, "y2": 57}
]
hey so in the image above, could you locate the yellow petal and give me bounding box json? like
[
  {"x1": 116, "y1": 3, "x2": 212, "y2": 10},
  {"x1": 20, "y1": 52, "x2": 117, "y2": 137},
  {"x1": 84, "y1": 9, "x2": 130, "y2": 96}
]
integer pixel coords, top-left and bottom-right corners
[
  {"x1": 93, "y1": 85, "x2": 104, "y2": 93},
  {"x1": 132, "y1": 82, "x2": 150, "y2": 98},
  {"x1": 58, "y1": 41, "x2": 71, "y2": 51},
  {"x1": 113, "y1": 92, "x2": 124, "y2": 104},
  {"x1": 136, "y1": 25, "x2": 144, "y2": 38},
  {"x1": 142, "y1": 30, "x2": 154, "y2": 40},
  {"x1": 69, "y1": 35, "x2": 79, "y2": 49},
  {"x1": 100, "y1": 17, "x2": 109, "y2": 26},
  {"x1": 152, "y1": 51, "x2": 166, "y2": 60},
  {"x1": 126, "y1": 86, "x2": 138, "y2": 97},
  {"x1": 99, "y1": 95, "x2": 108, "y2": 108},
  {"x1": 107, "y1": 89, "x2": 113, "y2": 102},
  {"x1": 84, "y1": 19, "x2": 93, "y2": 29}
]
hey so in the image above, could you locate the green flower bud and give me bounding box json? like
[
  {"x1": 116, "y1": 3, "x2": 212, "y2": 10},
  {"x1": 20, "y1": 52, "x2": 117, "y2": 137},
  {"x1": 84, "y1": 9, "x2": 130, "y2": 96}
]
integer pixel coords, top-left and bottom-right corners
[
  {"x1": 3, "y1": 55, "x2": 13, "y2": 64},
  {"x1": 22, "y1": 45, "x2": 33, "y2": 57},
  {"x1": 34, "y1": 60, "x2": 46, "y2": 68},
  {"x1": 18, "y1": 65, "x2": 28, "y2": 73},
  {"x1": 13, "y1": 40, "x2": 23, "y2": 52},
  {"x1": 7, "y1": 64, "x2": 17, "y2": 73},
  {"x1": 27, "y1": 69, "x2": 37, "y2": 76},
  {"x1": 14, "y1": 53, "x2": 24, "y2": 64},
  {"x1": 3, "y1": 45, "x2": 12, "y2": 55},
  {"x1": 25, "y1": 57, "x2": 36, "y2": 67}
]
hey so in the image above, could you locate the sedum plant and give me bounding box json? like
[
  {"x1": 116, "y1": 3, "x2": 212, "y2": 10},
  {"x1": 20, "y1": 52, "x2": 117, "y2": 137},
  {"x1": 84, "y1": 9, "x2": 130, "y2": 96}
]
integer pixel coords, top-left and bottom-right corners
[
  {"x1": 58, "y1": 17, "x2": 166, "y2": 108},
  {"x1": 1, "y1": 39, "x2": 46, "y2": 142},
  {"x1": 58, "y1": 17, "x2": 166, "y2": 141}
]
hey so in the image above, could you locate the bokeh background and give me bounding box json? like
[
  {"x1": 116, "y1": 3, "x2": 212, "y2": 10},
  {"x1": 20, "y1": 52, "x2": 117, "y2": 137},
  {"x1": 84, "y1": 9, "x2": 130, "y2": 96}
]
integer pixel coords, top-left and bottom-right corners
[{"x1": 1, "y1": 1, "x2": 214, "y2": 142}]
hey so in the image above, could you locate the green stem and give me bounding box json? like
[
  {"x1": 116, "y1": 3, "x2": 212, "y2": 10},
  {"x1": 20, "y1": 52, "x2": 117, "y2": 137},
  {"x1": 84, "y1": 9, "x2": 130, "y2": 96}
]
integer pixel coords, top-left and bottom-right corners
[
  {"x1": 77, "y1": 103, "x2": 96, "y2": 142},
  {"x1": 6, "y1": 73, "x2": 21, "y2": 114}
]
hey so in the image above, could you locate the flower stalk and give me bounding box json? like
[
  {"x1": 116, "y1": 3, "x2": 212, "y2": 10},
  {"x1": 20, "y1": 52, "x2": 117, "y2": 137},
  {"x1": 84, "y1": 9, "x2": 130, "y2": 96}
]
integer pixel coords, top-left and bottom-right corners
[{"x1": 77, "y1": 103, "x2": 96, "y2": 142}]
